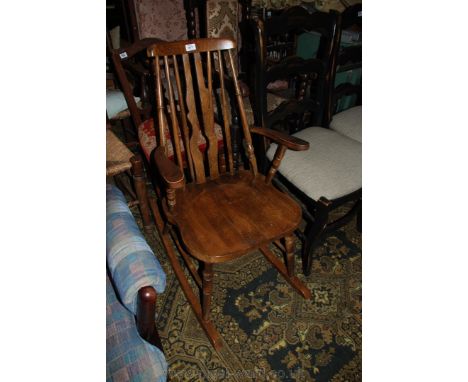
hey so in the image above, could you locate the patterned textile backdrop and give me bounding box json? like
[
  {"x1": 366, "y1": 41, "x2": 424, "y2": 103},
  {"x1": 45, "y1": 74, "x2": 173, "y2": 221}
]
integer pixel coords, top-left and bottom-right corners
[
  {"x1": 134, "y1": 0, "x2": 188, "y2": 41},
  {"x1": 206, "y1": 0, "x2": 241, "y2": 73},
  {"x1": 251, "y1": 0, "x2": 361, "y2": 12}
]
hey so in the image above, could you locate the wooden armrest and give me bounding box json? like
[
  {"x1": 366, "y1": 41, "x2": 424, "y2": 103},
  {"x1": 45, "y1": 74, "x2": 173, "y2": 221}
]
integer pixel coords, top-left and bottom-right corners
[
  {"x1": 152, "y1": 147, "x2": 185, "y2": 189},
  {"x1": 250, "y1": 126, "x2": 309, "y2": 151}
]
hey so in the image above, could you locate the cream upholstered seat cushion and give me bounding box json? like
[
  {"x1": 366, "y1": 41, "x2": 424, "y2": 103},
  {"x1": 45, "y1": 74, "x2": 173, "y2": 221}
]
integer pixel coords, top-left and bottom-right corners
[
  {"x1": 266, "y1": 127, "x2": 361, "y2": 201},
  {"x1": 106, "y1": 89, "x2": 141, "y2": 120},
  {"x1": 329, "y1": 106, "x2": 362, "y2": 143}
]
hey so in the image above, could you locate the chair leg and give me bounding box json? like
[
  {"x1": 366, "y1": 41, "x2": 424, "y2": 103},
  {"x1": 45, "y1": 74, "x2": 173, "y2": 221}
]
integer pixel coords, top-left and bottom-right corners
[
  {"x1": 285, "y1": 235, "x2": 295, "y2": 277},
  {"x1": 148, "y1": 196, "x2": 223, "y2": 350},
  {"x1": 131, "y1": 155, "x2": 152, "y2": 233},
  {"x1": 201, "y1": 262, "x2": 214, "y2": 322},
  {"x1": 302, "y1": 198, "x2": 330, "y2": 277},
  {"x1": 357, "y1": 199, "x2": 362, "y2": 233}
]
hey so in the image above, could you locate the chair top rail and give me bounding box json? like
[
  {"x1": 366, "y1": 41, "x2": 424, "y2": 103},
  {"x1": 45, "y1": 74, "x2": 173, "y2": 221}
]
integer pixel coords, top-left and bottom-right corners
[{"x1": 147, "y1": 38, "x2": 235, "y2": 57}]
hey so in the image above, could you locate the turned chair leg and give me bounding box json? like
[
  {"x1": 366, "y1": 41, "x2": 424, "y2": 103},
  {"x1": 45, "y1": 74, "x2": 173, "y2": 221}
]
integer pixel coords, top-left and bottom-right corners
[
  {"x1": 201, "y1": 262, "x2": 214, "y2": 322},
  {"x1": 285, "y1": 235, "x2": 295, "y2": 277},
  {"x1": 131, "y1": 155, "x2": 153, "y2": 233},
  {"x1": 357, "y1": 199, "x2": 362, "y2": 233},
  {"x1": 302, "y1": 198, "x2": 330, "y2": 276}
]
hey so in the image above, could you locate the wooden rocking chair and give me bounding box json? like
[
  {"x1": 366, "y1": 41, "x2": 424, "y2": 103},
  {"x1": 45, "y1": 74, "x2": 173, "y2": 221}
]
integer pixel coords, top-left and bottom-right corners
[{"x1": 146, "y1": 38, "x2": 312, "y2": 350}]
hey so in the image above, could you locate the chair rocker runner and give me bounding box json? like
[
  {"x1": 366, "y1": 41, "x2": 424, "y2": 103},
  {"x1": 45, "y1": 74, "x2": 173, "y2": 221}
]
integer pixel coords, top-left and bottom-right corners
[{"x1": 146, "y1": 38, "x2": 312, "y2": 350}]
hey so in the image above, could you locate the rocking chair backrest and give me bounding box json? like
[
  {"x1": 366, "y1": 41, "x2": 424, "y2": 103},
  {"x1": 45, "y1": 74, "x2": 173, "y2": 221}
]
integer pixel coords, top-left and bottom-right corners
[{"x1": 147, "y1": 38, "x2": 257, "y2": 184}]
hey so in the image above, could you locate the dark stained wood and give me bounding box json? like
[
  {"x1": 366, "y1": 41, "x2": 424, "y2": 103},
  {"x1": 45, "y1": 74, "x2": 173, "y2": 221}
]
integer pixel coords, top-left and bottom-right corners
[
  {"x1": 301, "y1": 197, "x2": 330, "y2": 276},
  {"x1": 148, "y1": 38, "x2": 235, "y2": 57},
  {"x1": 182, "y1": 53, "x2": 207, "y2": 183},
  {"x1": 194, "y1": 51, "x2": 219, "y2": 178},
  {"x1": 242, "y1": 8, "x2": 361, "y2": 276},
  {"x1": 109, "y1": 37, "x2": 165, "y2": 133},
  {"x1": 250, "y1": 126, "x2": 309, "y2": 151},
  {"x1": 245, "y1": 8, "x2": 341, "y2": 133},
  {"x1": 168, "y1": 171, "x2": 302, "y2": 263},
  {"x1": 201, "y1": 262, "x2": 213, "y2": 321},
  {"x1": 163, "y1": 56, "x2": 184, "y2": 168},
  {"x1": 273, "y1": 170, "x2": 362, "y2": 277},
  {"x1": 324, "y1": 4, "x2": 362, "y2": 126},
  {"x1": 226, "y1": 48, "x2": 258, "y2": 177},
  {"x1": 169, "y1": 227, "x2": 203, "y2": 288},
  {"x1": 148, "y1": 195, "x2": 223, "y2": 351},
  {"x1": 152, "y1": 147, "x2": 185, "y2": 188},
  {"x1": 147, "y1": 38, "x2": 311, "y2": 349},
  {"x1": 265, "y1": 145, "x2": 286, "y2": 185},
  {"x1": 136, "y1": 286, "x2": 164, "y2": 351},
  {"x1": 284, "y1": 235, "x2": 295, "y2": 277},
  {"x1": 172, "y1": 55, "x2": 196, "y2": 180}
]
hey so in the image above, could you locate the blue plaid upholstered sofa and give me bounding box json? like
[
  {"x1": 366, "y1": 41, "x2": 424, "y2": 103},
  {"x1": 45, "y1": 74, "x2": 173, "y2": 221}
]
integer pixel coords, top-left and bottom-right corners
[{"x1": 106, "y1": 184, "x2": 168, "y2": 382}]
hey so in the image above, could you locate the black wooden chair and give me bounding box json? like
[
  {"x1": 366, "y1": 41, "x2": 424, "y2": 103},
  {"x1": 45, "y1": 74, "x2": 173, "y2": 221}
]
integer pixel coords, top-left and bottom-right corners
[
  {"x1": 243, "y1": 7, "x2": 341, "y2": 168},
  {"x1": 326, "y1": 3, "x2": 362, "y2": 142},
  {"x1": 248, "y1": 8, "x2": 362, "y2": 276},
  {"x1": 244, "y1": 8, "x2": 340, "y2": 130}
]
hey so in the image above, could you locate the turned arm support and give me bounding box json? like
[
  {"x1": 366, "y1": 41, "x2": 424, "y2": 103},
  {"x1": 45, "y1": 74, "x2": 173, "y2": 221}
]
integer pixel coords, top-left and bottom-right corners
[
  {"x1": 152, "y1": 146, "x2": 185, "y2": 210},
  {"x1": 250, "y1": 126, "x2": 309, "y2": 184}
]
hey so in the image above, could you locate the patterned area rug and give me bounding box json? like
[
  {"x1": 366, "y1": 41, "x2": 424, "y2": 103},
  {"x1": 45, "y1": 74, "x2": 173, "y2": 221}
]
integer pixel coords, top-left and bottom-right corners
[{"x1": 130, "y1": 203, "x2": 361, "y2": 381}]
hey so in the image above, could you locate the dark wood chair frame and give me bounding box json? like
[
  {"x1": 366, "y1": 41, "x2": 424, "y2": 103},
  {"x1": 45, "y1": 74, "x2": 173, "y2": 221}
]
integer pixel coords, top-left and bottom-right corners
[
  {"x1": 108, "y1": 39, "x2": 169, "y2": 232},
  {"x1": 247, "y1": 9, "x2": 361, "y2": 276},
  {"x1": 245, "y1": 7, "x2": 341, "y2": 170},
  {"x1": 108, "y1": 38, "x2": 165, "y2": 138},
  {"x1": 145, "y1": 37, "x2": 313, "y2": 350},
  {"x1": 273, "y1": 173, "x2": 362, "y2": 276},
  {"x1": 323, "y1": 3, "x2": 362, "y2": 126},
  {"x1": 109, "y1": 154, "x2": 154, "y2": 233}
]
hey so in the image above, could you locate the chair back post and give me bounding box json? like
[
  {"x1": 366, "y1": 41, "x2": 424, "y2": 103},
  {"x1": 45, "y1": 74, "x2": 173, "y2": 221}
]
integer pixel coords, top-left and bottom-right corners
[
  {"x1": 323, "y1": 10, "x2": 342, "y2": 128},
  {"x1": 109, "y1": 38, "x2": 165, "y2": 133},
  {"x1": 249, "y1": 8, "x2": 341, "y2": 133},
  {"x1": 110, "y1": 50, "x2": 143, "y2": 131}
]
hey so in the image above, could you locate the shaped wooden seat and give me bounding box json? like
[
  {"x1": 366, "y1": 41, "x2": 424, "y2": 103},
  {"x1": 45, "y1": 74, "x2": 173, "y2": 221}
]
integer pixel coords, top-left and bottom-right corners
[
  {"x1": 145, "y1": 37, "x2": 312, "y2": 350},
  {"x1": 167, "y1": 170, "x2": 301, "y2": 262}
]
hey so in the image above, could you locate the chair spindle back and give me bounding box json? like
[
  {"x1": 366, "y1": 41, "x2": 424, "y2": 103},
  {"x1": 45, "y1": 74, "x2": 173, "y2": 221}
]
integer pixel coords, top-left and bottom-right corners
[{"x1": 147, "y1": 38, "x2": 257, "y2": 184}]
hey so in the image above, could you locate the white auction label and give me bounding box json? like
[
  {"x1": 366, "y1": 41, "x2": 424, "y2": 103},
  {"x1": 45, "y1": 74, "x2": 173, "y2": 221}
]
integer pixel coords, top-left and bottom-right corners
[{"x1": 185, "y1": 43, "x2": 196, "y2": 52}]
